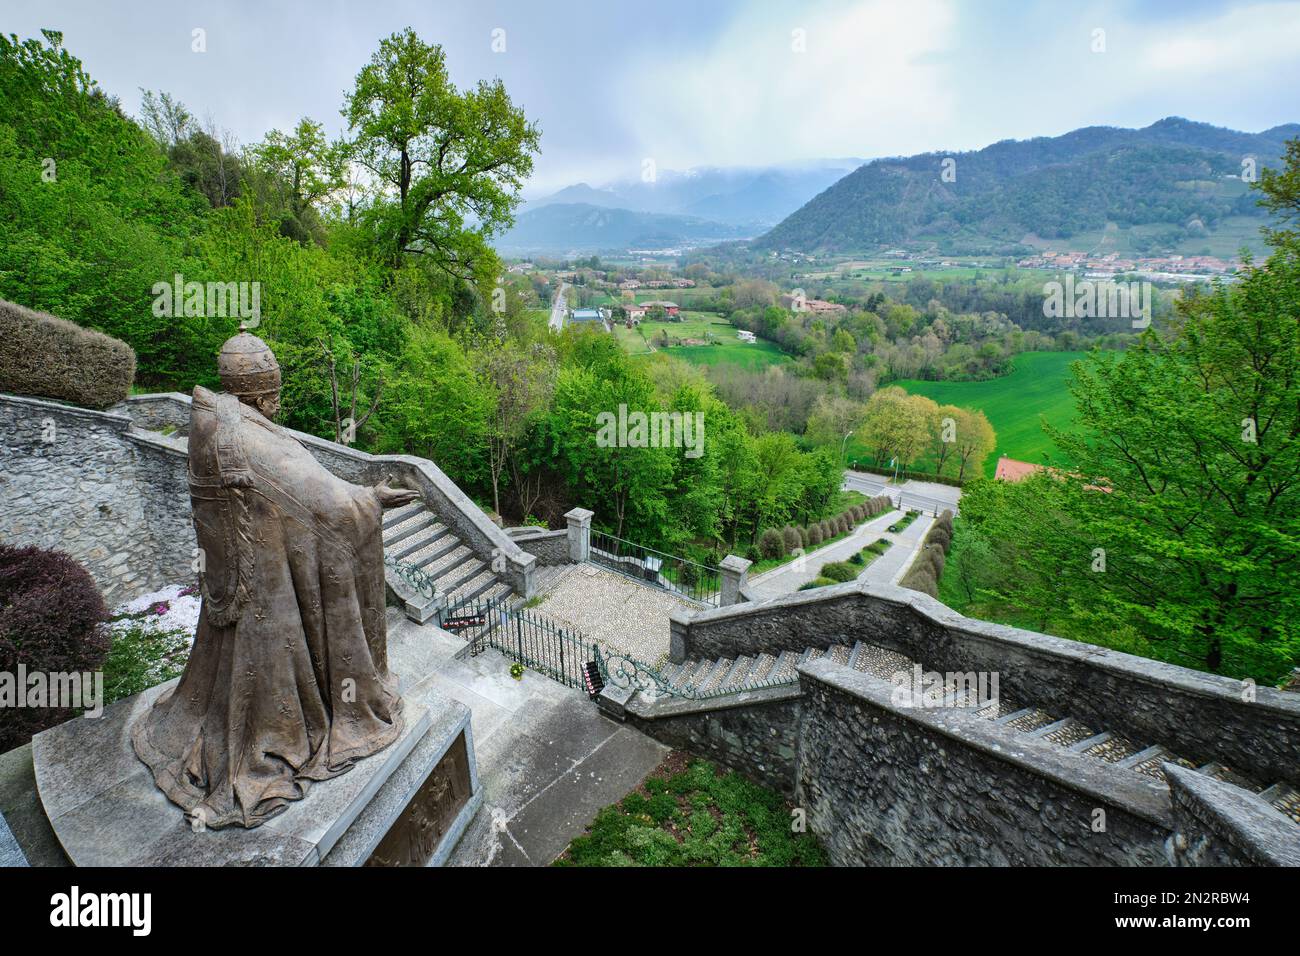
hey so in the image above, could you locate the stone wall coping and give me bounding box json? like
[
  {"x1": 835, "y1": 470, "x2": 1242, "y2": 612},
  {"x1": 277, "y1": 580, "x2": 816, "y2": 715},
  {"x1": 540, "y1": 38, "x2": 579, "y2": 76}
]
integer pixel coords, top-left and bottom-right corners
[
  {"x1": 1, "y1": 392, "x2": 134, "y2": 429},
  {"x1": 505, "y1": 526, "x2": 567, "y2": 541},
  {"x1": 677, "y1": 577, "x2": 1300, "y2": 718},
  {"x1": 1164, "y1": 764, "x2": 1300, "y2": 866},
  {"x1": 125, "y1": 429, "x2": 189, "y2": 458},
  {"x1": 797, "y1": 657, "x2": 1176, "y2": 830},
  {"x1": 564, "y1": 507, "x2": 594, "y2": 525},
  {"x1": 626, "y1": 681, "x2": 803, "y2": 720}
]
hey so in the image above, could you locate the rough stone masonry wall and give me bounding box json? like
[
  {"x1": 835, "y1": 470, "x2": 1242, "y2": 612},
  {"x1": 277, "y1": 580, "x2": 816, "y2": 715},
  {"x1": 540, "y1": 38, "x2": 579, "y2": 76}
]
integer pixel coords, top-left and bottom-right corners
[
  {"x1": 0, "y1": 394, "x2": 194, "y2": 606},
  {"x1": 505, "y1": 527, "x2": 571, "y2": 566},
  {"x1": 673, "y1": 580, "x2": 1300, "y2": 789},
  {"x1": 795, "y1": 659, "x2": 1177, "y2": 866},
  {"x1": 623, "y1": 693, "x2": 802, "y2": 796}
]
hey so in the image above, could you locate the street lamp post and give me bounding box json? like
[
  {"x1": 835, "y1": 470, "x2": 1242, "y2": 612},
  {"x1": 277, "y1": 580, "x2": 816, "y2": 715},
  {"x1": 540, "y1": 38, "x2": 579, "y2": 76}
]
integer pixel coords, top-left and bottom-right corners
[{"x1": 841, "y1": 430, "x2": 854, "y2": 467}]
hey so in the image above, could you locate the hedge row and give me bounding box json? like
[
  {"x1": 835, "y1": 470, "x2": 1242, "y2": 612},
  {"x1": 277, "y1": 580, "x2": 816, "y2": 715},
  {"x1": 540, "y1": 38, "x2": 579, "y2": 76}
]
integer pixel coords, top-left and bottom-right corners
[
  {"x1": 0, "y1": 299, "x2": 136, "y2": 410},
  {"x1": 899, "y1": 509, "x2": 955, "y2": 598},
  {"x1": 753, "y1": 495, "x2": 893, "y2": 561}
]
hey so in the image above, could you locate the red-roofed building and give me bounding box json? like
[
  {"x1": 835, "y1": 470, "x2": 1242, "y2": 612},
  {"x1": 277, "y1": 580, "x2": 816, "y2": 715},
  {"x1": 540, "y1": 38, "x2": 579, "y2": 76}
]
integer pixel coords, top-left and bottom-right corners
[{"x1": 994, "y1": 456, "x2": 1045, "y2": 482}]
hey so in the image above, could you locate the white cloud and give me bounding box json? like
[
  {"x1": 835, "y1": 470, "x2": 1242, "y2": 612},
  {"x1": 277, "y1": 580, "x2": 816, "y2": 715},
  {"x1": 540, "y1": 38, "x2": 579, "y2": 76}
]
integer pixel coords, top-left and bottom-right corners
[
  {"x1": 616, "y1": 0, "x2": 959, "y2": 172},
  {"x1": 1140, "y1": 1, "x2": 1300, "y2": 75}
]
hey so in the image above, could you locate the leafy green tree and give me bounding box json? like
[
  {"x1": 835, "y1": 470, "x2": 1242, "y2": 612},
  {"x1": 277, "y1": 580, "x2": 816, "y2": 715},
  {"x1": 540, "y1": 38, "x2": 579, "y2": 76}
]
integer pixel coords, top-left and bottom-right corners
[{"x1": 343, "y1": 27, "x2": 540, "y2": 277}]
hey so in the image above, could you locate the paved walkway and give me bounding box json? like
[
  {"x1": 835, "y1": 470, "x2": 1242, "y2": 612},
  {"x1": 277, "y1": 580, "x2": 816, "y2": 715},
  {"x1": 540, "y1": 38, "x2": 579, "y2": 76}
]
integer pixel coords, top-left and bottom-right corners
[
  {"x1": 529, "y1": 563, "x2": 693, "y2": 665},
  {"x1": 388, "y1": 611, "x2": 669, "y2": 867},
  {"x1": 746, "y1": 508, "x2": 935, "y2": 599}
]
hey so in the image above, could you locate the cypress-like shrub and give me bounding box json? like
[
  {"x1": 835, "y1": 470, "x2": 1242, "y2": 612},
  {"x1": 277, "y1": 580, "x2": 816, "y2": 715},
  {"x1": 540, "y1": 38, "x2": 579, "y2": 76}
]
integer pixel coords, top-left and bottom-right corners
[
  {"x1": 798, "y1": 526, "x2": 810, "y2": 548},
  {"x1": 904, "y1": 564, "x2": 938, "y2": 598},
  {"x1": 807, "y1": 525, "x2": 824, "y2": 546},
  {"x1": 0, "y1": 300, "x2": 136, "y2": 410},
  {"x1": 758, "y1": 528, "x2": 785, "y2": 559},
  {"x1": 782, "y1": 526, "x2": 802, "y2": 554},
  {"x1": 0, "y1": 545, "x2": 110, "y2": 752}
]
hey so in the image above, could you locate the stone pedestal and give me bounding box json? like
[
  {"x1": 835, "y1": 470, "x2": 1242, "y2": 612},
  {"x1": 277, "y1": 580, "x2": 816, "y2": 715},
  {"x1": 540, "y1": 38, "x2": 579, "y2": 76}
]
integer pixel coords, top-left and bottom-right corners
[{"x1": 30, "y1": 635, "x2": 481, "y2": 867}]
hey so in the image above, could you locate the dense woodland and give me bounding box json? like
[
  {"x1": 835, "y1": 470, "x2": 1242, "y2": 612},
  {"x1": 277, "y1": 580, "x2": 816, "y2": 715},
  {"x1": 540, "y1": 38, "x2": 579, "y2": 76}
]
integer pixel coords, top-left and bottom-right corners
[{"x1": 0, "y1": 30, "x2": 847, "y2": 562}]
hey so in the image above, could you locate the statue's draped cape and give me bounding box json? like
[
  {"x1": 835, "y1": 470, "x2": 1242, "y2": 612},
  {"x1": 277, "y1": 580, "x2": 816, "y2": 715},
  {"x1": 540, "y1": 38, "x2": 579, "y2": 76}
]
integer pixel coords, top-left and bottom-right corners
[{"x1": 131, "y1": 386, "x2": 403, "y2": 829}]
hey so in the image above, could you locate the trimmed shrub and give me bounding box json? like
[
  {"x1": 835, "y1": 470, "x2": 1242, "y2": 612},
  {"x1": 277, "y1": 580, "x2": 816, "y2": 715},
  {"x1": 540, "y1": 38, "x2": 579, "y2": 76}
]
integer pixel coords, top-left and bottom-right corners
[
  {"x1": 903, "y1": 563, "x2": 938, "y2": 597},
  {"x1": 0, "y1": 300, "x2": 136, "y2": 410},
  {"x1": 782, "y1": 526, "x2": 801, "y2": 554},
  {"x1": 820, "y1": 561, "x2": 858, "y2": 583},
  {"x1": 936, "y1": 509, "x2": 955, "y2": 534},
  {"x1": 849, "y1": 552, "x2": 865, "y2": 566},
  {"x1": 798, "y1": 577, "x2": 837, "y2": 591},
  {"x1": 925, "y1": 544, "x2": 947, "y2": 577},
  {"x1": 745, "y1": 544, "x2": 762, "y2": 564},
  {"x1": 807, "y1": 525, "x2": 824, "y2": 546},
  {"x1": 926, "y1": 526, "x2": 952, "y2": 551},
  {"x1": 798, "y1": 526, "x2": 810, "y2": 548},
  {"x1": 0, "y1": 544, "x2": 110, "y2": 752},
  {"x1": 758, "y1": 528, "x2": 785, "y2": 560}
]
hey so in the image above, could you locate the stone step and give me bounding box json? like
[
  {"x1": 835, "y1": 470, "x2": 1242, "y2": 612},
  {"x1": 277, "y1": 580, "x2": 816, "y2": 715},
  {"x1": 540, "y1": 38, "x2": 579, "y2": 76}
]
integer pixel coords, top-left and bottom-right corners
[
  {"x1": 1004, "y1": 708, "x2": 1057, "y2": 734},
  {"x1": 447, "y1": 571, "x2": 504, "y2": 605},
  {"x1": 417, "y1": 543, "x2": 473, "y2": 578},
  {"x1": 825, "y1": 644, "x2": 851, "y2": 667},
  {"x1": 769, "y1": 650, "x2": 800, "y2": 683},
  {"x1": 391, "y1": 523, "x2": 451, "y2": 562},
  {"x1": 381, "y1": 501, "x2": 426, "y2": 530},
  {"x1": 721, "y1": 656, "x2": 755, "y2": 691},
  {"x1": 975, "y1": 695, "x2": 1021, "y2": 720},
  {"x1": 412, "y1": 533, "x2": 460, "y2": 569},
  {"x1": 382, "y1": 512, "x2": 438, "y2": 548},
  {"x1": 851, "y1": 643, "x2": 913, "y2": 681},
  {"x1": 1081, "y1": 733, "x2": 1142, "y2": 764},
  {"x1": 1197, "y1": 762, "x2": 1266, "y2": 794},
  {"x1": 440, "y1": 557, "x2": 487, "y2": 595},
  {"x1": 696, "y1": 659, "x2": 733, "y2": 695},
  {"x1": 1259, "y1": 783, "x2": 1300, "y2": 825},
  {"x1": 750, "y1": 653, "x2": 779, "y2": 683}
]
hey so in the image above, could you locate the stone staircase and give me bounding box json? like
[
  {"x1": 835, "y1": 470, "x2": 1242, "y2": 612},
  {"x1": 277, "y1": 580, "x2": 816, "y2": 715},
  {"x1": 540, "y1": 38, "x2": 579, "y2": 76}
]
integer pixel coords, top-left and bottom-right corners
[
  {"x1": 661, "y1": 640, "x2": 1300, "y2": 825},
  {"x1": 382, "y1": 501, "x2": 514, "y2": 607}
]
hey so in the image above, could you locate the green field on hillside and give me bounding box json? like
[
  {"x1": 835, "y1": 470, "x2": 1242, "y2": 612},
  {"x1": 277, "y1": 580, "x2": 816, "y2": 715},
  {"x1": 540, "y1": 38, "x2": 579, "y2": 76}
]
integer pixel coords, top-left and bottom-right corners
[
  {"x1": 851, "y1": 351, "x2": 1086, "y2": 478},
  {"x1": 615, "y1": 312, "x2": 791, "y2": 371}
]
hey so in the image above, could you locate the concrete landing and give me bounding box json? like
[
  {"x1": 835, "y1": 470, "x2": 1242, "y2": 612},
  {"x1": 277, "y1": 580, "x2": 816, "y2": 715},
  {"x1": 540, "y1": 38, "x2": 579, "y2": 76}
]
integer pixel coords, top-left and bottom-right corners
[{"x1": 384, "y1": 614, "x2": 670, "y2": 866}]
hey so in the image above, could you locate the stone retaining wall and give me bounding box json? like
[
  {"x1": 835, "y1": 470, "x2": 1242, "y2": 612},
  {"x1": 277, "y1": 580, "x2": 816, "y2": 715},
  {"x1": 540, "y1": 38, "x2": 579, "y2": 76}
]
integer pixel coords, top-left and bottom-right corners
[
  {"x1": 505, "y1": 527, "x2": 571, "y2": 566},
  {"x1": 671, "y1": 579, "x2": 1300, "y2": 788},
  {"x1": 616, "y1": 688, "x2": 802, "y2": 796},
  {"x1": 795, "y1": 658, "x2": 1177, "y2": 865},
  {"x1": 0, "y1": 394, "x2": 194, "y2": 606}
]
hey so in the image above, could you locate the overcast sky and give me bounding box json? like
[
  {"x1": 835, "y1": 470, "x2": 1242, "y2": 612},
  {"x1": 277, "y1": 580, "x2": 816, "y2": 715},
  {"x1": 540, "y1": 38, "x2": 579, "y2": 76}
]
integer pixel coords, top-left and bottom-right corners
[{"x1": 6, "y1": 0, "x2": 1299, "y2": 194}]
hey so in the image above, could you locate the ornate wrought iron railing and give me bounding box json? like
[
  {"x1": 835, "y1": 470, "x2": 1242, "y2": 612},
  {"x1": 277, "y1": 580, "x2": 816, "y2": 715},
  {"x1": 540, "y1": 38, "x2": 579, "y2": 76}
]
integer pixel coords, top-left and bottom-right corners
[
  {"x1": 437, "y1": 593, "x2": 595, "y2": 691},
  {"x1": 594, "y1": 647, "x2": 799, "y2": 702},
  {"x1": 588, "y1": 531, "x2": 721, "y2": 607},
  {"x1": 384, "y1": 554, "x2": 438, "y2": 601}
]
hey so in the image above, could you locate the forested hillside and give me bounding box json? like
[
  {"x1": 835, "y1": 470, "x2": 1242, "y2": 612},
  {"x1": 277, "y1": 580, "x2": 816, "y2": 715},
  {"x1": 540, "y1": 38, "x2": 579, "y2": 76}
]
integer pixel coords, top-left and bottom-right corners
[
  {"x1": 0, "y1": 29, "x2": 852, "y2": 562},
  {"x1": 758, "y1": 117, "x2": 1299, "y2": 254}
]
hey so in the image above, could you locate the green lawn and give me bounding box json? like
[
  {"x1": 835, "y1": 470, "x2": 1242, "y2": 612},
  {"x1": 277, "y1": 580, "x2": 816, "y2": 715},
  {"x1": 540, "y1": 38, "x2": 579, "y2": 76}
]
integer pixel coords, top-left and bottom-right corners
[
  {"x1": 555, "y1": 755, "x2": 826, "y2": 867},
  {"x1": 615, "y1": 311, "x2": 791, "y2": 371},
  {"x1": 850, "y1": 351, "x2": 1086, "y2": 478}
]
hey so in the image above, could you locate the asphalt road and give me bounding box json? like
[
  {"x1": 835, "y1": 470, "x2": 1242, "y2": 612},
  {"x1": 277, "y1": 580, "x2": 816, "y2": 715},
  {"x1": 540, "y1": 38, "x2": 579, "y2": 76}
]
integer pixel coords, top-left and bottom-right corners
[
  {"x1": 843, "y1": 469, "x2": 962, "y2": 516},
  {"x1": 548, "y1": 281, "x2": 568, "y2": 332}
]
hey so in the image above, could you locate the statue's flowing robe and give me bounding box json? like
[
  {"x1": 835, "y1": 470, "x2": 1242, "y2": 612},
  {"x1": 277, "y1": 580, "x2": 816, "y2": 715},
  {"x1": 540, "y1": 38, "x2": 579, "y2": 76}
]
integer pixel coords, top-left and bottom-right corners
[{"x1": 132, "y1": 386, "x2": 403, "y2": 829}]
